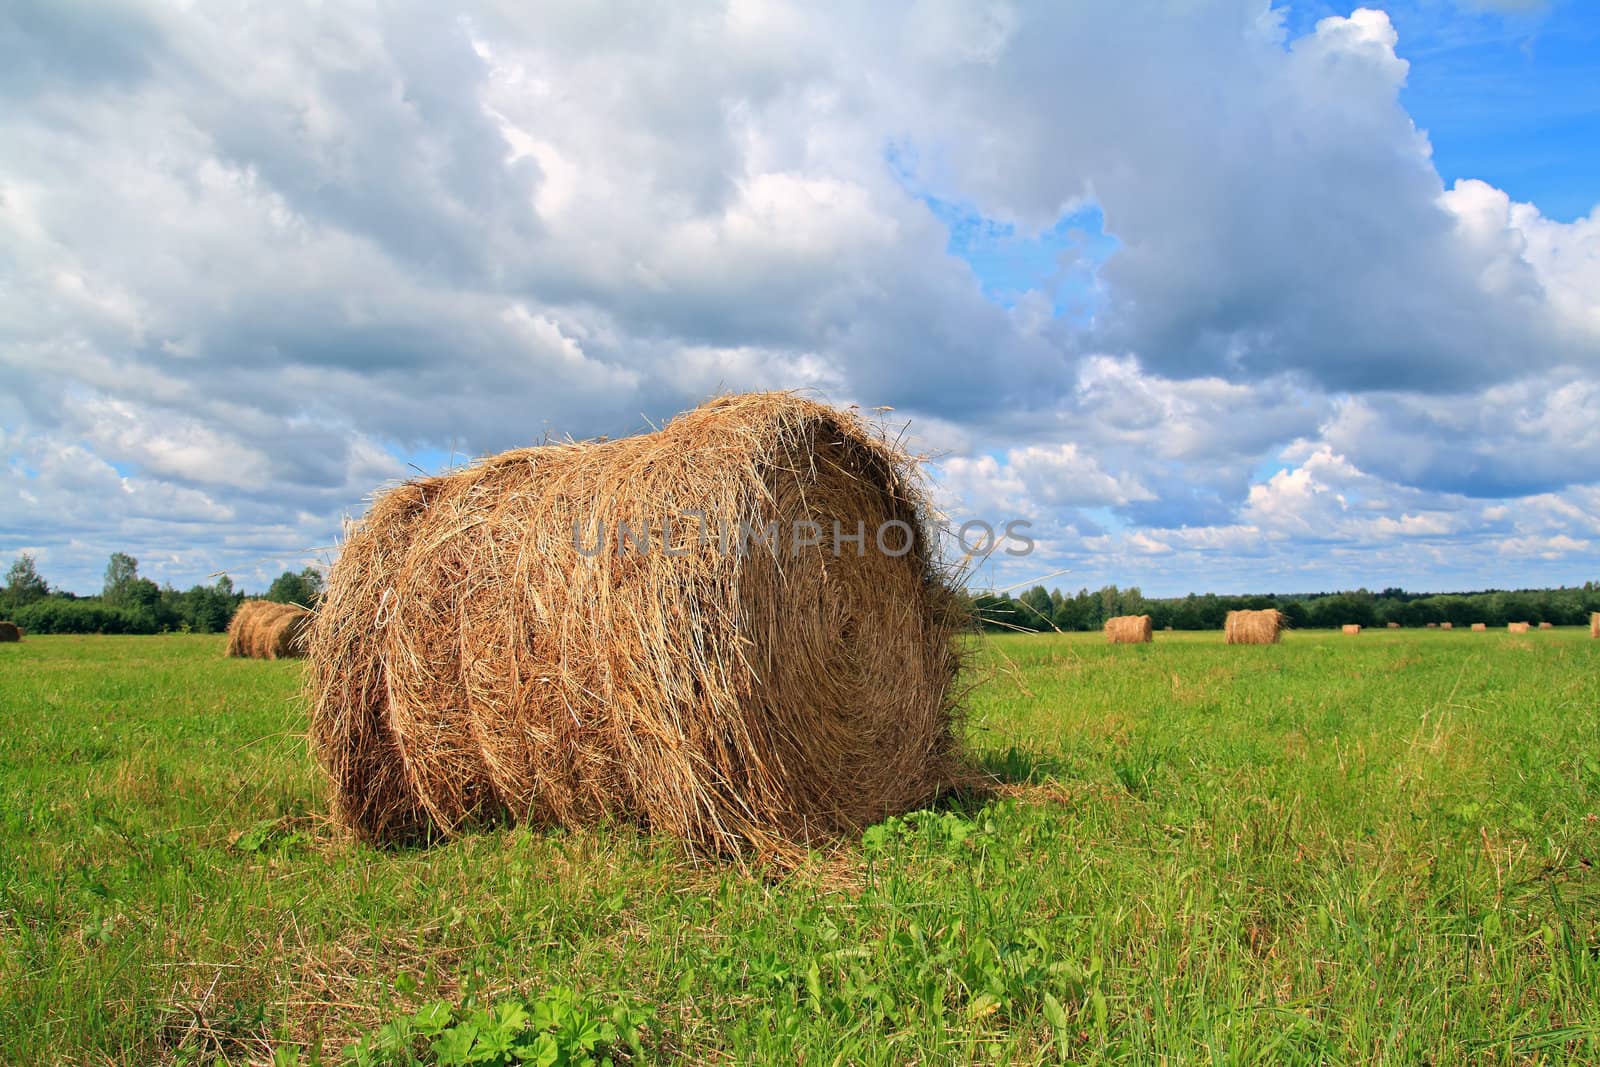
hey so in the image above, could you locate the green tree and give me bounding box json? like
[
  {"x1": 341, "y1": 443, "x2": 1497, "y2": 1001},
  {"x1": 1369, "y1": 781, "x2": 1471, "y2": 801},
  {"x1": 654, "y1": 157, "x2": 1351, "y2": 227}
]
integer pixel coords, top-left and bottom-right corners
[
  {"x1": 1019, "y1": 585, "x2": 1054, "y2": 630},
  {"x1": 266, "y1": 567, "x2": 324, "y2": 607},
  {"x1": 5, "y1": 554, "x2": 49, "y2": 605},
  {"x1": 103, "y1": 553, "x2": 140, "y2": 605}
]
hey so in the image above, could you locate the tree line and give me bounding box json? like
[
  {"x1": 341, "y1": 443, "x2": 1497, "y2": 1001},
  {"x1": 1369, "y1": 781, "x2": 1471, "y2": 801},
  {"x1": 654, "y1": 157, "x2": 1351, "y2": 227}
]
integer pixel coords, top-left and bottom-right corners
[
  {"x1": 1, "y1": 553, "x2": 323, "y2": 635},
  {"x1": 973, "y1": 583, "x2": 1600, "y2": 633}
]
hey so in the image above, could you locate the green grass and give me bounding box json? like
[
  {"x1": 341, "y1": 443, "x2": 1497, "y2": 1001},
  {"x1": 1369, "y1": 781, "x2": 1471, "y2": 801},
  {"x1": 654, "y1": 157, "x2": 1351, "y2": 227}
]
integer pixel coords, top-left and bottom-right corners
[{"x1": 1, "y1": 630, "x2": 1597, "y2": 1064}]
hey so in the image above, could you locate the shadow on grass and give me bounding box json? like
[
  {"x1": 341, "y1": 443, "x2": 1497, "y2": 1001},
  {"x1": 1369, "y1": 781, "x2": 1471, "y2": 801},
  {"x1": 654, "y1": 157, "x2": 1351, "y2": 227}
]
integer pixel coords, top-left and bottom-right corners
[{"x1": 930, "y1": 745, "x2": 1079, "y2": 815}]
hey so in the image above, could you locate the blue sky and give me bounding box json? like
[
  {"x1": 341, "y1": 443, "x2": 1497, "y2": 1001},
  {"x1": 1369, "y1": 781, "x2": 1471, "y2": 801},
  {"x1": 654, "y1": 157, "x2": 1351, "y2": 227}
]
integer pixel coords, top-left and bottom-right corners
[
  {"x1": 1283, "y1": 1, "x2": 1600, "y2": 219},
  {"x1": 2, "y1": 1, "x2": 1597, "y2": 597}
]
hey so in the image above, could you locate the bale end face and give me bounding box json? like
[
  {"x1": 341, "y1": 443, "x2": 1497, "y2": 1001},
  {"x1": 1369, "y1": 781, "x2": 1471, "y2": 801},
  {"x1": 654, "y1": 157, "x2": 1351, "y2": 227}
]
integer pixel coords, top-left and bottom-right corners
[{"x1": 0, "y1": 621, "x2": 20, "y2": 642}]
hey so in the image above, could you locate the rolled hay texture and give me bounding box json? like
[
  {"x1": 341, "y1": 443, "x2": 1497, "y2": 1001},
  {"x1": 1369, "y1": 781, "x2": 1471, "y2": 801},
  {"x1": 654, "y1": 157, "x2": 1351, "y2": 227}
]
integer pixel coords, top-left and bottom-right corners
[
  {"x1": 1104, "y1": 614, "x2": 1153, "y2": 644},
  {"x1": 1471, "y1": 623, "x2": 1488, "y2": 632},
  {"x1": 1440, "y1": 622, "x2": 1453, "y2": 630},
  {"x1": 1342, "y1": 624, "x2": 1362, "y2": 635},
  {"x1": 227, "y1": 601, "x2": 313, "y2": 659},
  {"x1": 1386, "y1": 621, "x2": 1400, "y2": 629},
  {"x1": 1507, "y1": 622, "x2": 1531, "y2": 634},
  {"x1": 308, "y1": 393, "x2": 963, "y2": 860},
  {"x1": 260, "y1": 605, "x2": 313, "y2": 659},
  {"x1": 1538, "y1": 622, "x2": 1554, "y2": 630},
  {"x1": 0, "y1": 621, "x2": 20, "y2": 642},
  {"x1": 1592, "y1": 613, "x2": 1599, "y2": 638},
  {"x1": 1225, "y1": 609, "x2": 1284, "y2": 645}
]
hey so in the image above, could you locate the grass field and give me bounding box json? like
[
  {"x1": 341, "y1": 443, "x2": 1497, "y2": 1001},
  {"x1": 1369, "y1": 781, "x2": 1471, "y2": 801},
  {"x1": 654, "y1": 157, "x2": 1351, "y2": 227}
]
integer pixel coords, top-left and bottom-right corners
[{"x1": 2, "y1": 630, "x2": 1598, "y2": 1065}]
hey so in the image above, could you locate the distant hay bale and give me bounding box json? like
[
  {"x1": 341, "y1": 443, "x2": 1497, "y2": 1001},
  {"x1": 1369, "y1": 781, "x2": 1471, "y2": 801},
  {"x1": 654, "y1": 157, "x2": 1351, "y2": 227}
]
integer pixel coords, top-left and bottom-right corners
[
  {"x1": 226, "y1": 600, "x2": 312, "y2": 660},
  {"x1": 0, "y1": 621, "x2": 19, "y2": 643},
  {"x1": 1342, "y1": 624, "x2": 1362, "y2": 635},
  {"x1": 1163, "y1": 625, "x2": 1174, "y2": 631},
  {"x1": 1225, "y1": 609, "x2": 1284, "y2": 645},
  {"x1": 1426, "y1": 622, "x2": 1437, "y2": 628},
  {"x1": 1386, "y1": 621, "x2": 1400, "y2": 629},
  {"x1": 1440, "y1": 622, "x2": 1453, "y2": 630},
  {"x1": 1592, "y1": 612, "x2": 1599, "y2": 638},
  {"x1": 1471, "y1": 623, "x2": 1487, "y2": 632},
  {"x1": 261, "y1": 605, "x2": 312, "y2": 659},
  {"x1": 1507, "y1": 622, "x2": 1531, "y2": 634},
  {"x1": 1538, "y1": 622, "x2": 1554, "y2": 630},
  {"x1": 1104, "y1": 614, "x2": 1153, "y2": 644},
  {"x1": 307, "y1": 392, "x2": 963, "y2": 860}
]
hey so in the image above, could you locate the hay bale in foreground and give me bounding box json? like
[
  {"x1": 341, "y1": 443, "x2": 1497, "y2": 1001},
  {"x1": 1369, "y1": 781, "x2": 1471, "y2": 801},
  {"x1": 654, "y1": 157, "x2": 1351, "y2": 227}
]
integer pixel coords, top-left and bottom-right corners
[
  {"x1": 1507, "y1": 621, "x2": 1531, "y2": 634},
  {"x1": 1342, "y1": 624, "x2": 1362, "y2": 635},
  {"x1": 1440, "y1": 622, "x2": 1453, "y2": 630},
  {"x1": 308, "y1": 393, "x2": 963, "y2": 860},
  {"x1": 1225, "y1": 609, "x2": 1283, "y2": 645},
  {"x1": 1104, "y1": 614, "x2": 1153, "y2": 644},
  {"x1": 226, "y1": 601, "x2": 312, "y2": 659},
  {"x1": 0, "y1": 621, "x2": 19, "y2": 642}
]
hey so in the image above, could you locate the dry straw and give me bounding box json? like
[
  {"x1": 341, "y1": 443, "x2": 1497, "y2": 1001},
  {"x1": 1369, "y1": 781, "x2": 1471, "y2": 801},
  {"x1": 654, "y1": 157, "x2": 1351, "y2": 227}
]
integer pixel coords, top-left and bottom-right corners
[
  {"x1": 1440, "y1": 622, "x2": 1453, "y2": 630},
  {"x1": 1507, "y1": 622, "x2": 1531, "y2": 634},
  {"x1": 1341, "y1": 624, "x2": 1362, "y2": 635},
  {"x1": 1538, "y1": 622, "x2": 1554, "y2": 630},
  {"x1": 1426, "y1": 622, "x2": 1437, "y2": 628},
  {"x1": 0, "y1": 621, "x2": 20, "y2": 643},
  {"x1": 1386, "y1": 621, "x2": 1400, "y2": 629},
  {"x1": 1225, "y1": 609, "x2": 1284, "y2": 645},
  {"x1": 1104, "y1": 614, "x2": 1153, "y2": 644},
  {"x1": 1592, "y1": 612, "x2": 1599, "y2": 638},
  {"x1": 1471, "y1": 623, "x2": 1487, "y2": 632},
  {"x1": 226, "y1": 600, "x2": 312, "y2": 660},
  {"x1": 307, "y1": 393, "x2": 964, "y2": 861}
]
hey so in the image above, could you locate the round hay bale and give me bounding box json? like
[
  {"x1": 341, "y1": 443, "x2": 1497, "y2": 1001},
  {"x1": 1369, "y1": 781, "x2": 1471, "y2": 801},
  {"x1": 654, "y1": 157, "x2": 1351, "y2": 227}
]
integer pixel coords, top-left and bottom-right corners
[
  {"x1": 0, "y1": 621, "x2": 20, "y2": 642},
  {"x1": 226, "y1": 600, "x2": 312, "y2": 659},
  {"x1": 1224, "y1": 609, "x2": 1284, "y2": 645},
  {"x1": 308, "y1": 393, "x2": 964, "y2": 860},
  {"x1": 1507, "y1": 621, "x2": 1531, "y2": 634},
  {"x1": 1440, "y1": 622, "x2": 1453, "y2": 630},
  {"x1": 1386, "y1": 621, "x2": 1400, "y2": 629},
  {"x1": 1341, "y1": 624, "x2": 1361, "y2": 635},
  {"x1": 1426, "y1": 622, "x2": 1437, "y2": 628},
  {"x1": 261, "y1": 605, "x2": 312, "y2": 659},
  {"x1": 1104, "y1": 614, "x2": 1153, "y2": 644},
  {"x1": 1591, "y1": 612, "x2": 1599, "y2": 638},
  {"x1": 1537, "y1": 621, "x2": 1553, "y2": 630},
  {"x1": 1471, "y1": 623, "x2": 1487, "y2": 632}
]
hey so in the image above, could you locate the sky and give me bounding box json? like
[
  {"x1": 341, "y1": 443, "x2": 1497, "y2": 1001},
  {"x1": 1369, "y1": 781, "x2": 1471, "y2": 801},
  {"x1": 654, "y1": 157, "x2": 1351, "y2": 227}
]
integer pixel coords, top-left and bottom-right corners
[{"x1": 1, "y1": 0, "x2": 1597, "y2": 598}]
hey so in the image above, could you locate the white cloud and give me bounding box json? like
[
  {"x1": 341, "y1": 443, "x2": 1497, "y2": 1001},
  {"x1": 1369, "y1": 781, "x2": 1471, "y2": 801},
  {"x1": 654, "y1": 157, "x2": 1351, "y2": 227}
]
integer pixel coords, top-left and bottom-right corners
[{"x1": 0, "y1": 1, "x2": 1597, "y2": 593}]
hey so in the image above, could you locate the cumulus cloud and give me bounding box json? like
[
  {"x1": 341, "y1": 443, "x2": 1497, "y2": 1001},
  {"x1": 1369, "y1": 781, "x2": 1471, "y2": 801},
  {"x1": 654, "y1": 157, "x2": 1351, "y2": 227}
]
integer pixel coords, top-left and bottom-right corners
[{"x1": 0, "y1": 0, "x2": 1596, "y2": 593}]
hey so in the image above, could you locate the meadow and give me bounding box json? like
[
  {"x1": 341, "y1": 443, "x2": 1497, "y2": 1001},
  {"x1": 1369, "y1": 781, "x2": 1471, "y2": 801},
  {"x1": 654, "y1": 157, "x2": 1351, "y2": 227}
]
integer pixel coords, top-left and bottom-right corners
[{"x1": 1, "y1": 629, "x2": 1597, "y2": 1065}]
